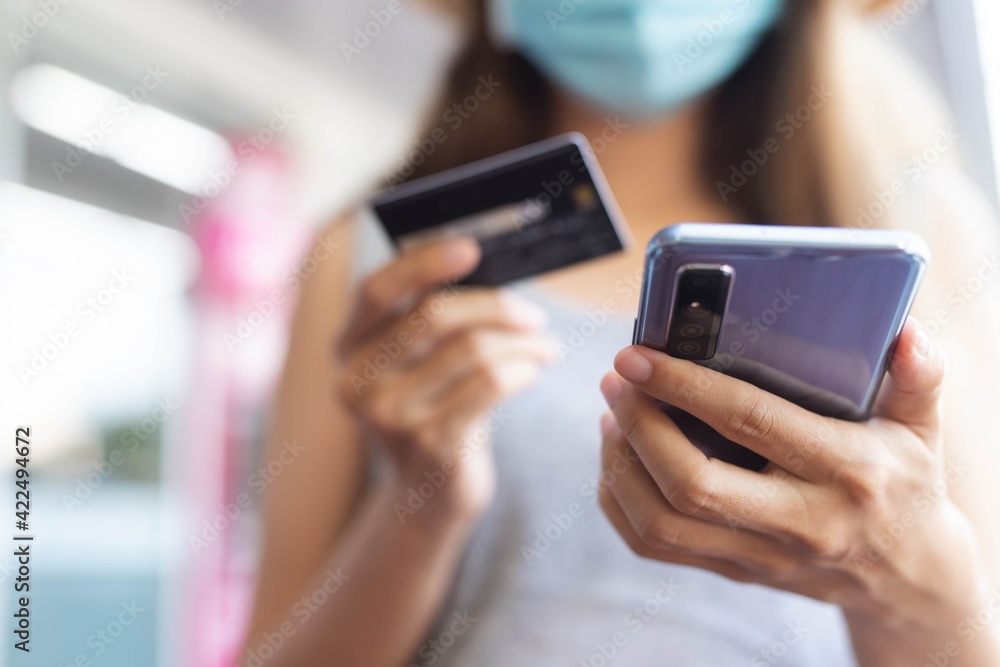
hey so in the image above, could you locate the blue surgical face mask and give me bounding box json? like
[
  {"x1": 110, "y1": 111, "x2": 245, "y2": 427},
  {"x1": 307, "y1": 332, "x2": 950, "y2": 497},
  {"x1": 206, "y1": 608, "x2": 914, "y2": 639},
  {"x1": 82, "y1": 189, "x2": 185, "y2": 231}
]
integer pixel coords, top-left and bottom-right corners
[{"x1": 487, "y1": 0, "x2": 786, "y2": 118}]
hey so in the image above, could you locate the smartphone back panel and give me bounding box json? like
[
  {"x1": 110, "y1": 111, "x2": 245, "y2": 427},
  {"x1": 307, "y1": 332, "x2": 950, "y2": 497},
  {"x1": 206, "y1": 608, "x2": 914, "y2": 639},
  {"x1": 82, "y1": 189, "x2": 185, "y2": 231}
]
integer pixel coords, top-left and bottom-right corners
[{"x1": 634, "y1": 224, "x2": 929, "y2": 469}]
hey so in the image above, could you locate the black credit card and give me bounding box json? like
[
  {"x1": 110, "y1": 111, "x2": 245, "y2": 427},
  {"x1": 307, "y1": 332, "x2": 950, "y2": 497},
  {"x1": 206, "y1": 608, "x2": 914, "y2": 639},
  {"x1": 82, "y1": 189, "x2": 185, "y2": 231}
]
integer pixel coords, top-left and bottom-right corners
[{"x1": 371, "y1": 133, "x2": 630, "y2": 286}]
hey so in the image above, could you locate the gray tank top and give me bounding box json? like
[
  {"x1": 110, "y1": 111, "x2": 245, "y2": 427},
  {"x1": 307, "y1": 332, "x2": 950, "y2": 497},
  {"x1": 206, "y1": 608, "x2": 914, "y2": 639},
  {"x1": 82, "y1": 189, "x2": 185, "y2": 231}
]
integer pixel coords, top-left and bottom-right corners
[{"x1": 353, "y1": 210, "x2": 858, "y2": 667}]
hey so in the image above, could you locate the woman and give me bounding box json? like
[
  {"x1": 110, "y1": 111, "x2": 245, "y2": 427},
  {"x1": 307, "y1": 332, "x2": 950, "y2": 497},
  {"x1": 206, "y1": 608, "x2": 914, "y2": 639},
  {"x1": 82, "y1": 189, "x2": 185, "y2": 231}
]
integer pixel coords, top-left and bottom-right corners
[{"x1": 243, "y1": 0, "x2": 1000, "y2": 665}]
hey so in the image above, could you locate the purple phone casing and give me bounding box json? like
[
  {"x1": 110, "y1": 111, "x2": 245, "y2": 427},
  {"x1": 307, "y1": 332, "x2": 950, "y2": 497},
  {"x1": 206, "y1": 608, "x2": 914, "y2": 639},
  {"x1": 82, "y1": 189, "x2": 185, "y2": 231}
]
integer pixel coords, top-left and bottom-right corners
[{"x1": 633, "y1": 223, "x2": 929, "y2": 470}]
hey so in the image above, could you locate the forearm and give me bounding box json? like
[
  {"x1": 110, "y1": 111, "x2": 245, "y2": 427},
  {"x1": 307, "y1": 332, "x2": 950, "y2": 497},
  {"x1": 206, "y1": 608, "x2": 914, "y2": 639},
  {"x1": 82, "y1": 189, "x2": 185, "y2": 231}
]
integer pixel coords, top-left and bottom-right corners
[
  {"x1": 846, "y1": 594, "x2": 1000, "y2": 667},
  {"x1": 843, "y1": 500, "x2": 1000, "y2": 666},
  {"x1": 241, "y1": 483, "x2": 477, "y2": 667}
]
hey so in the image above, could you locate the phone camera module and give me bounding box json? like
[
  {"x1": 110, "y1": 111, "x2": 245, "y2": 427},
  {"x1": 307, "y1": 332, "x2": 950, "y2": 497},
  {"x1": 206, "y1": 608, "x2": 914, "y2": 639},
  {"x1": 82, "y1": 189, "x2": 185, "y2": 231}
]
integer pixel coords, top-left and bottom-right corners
[{"x1": 666, "y1": 266, "x2": 732, "y2": 361}]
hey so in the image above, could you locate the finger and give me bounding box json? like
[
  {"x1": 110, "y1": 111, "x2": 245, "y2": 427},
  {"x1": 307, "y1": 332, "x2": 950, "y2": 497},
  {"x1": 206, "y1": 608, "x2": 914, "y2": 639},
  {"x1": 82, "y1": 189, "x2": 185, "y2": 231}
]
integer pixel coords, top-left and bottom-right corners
[
  {"x1": 343, "y1": 288, "x2": 549, "y2": 365},
  {"x1": 612, "y1": 345, "x2": 853, "y2": 474},
  {"x1": 340, "y1": 238, "x2": 481, "y2": 352},
  {"x1": 601, "y1": 422, "x2": 802, "y2": 576},
  {"x1": 600, "y1": 372, "x2": 817, "y2": 539},
  {"x1": 349, "y1": 351, "x2": 543, "y2": 460},
  {"x1": 426, "y1": 357, "x2": 543, "y2": 446},
  {"x1": 369, "y1": 330, "x2": 558, "y2": 413},
  {"x1": 598, "y1": 484, "x2": 758, "y2": 585},
  {"x1": 601, "y1": 482, "x2": 867, "y2": 604},
  {"x1": 872, "y1": 317, "x2": 945, "y2": 441}
]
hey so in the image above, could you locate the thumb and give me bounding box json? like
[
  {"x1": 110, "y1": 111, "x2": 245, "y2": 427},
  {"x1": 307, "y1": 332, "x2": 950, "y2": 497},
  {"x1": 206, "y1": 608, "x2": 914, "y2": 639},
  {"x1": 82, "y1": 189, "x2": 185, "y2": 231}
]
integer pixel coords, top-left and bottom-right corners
[{"x1": 873, "y1": 316, "x2": 945, "y2": 439}]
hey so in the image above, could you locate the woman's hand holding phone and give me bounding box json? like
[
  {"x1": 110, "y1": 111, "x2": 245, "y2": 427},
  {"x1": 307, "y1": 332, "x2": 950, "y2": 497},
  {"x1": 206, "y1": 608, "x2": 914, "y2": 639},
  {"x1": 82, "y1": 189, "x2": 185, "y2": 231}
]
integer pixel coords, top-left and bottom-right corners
[
  {"x1": 336, "y1": 238, "x2": 557, "y2": 527},
  {"x1": 598, "y1": 318, "x2": 991, "y2": 649}
]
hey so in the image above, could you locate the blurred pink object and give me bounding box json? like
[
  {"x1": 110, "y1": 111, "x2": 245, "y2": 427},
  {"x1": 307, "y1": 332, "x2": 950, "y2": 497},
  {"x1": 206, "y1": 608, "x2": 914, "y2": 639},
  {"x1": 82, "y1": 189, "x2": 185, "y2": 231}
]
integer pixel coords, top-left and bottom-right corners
[
  {"x1": 193, "y1": 147, "x2": 304, "y2": 299},
  {"x1": 179, "y1": 139, "x2": 310, "y2": 667}
]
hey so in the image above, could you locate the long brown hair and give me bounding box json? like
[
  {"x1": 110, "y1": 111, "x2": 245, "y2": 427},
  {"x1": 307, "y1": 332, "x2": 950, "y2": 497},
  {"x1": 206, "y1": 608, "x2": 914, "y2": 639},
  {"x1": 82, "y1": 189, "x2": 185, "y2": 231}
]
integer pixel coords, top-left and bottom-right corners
[{"x1": 397, "y1": 0, "x2": 954, "y2": 231}]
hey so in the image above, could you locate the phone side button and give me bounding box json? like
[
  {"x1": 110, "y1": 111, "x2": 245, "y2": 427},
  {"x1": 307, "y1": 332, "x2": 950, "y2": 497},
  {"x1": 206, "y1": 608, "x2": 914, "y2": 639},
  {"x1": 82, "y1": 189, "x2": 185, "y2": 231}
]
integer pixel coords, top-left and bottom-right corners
[{"x1": 631, "y1": 318, "x2": 638, "y2": 345}]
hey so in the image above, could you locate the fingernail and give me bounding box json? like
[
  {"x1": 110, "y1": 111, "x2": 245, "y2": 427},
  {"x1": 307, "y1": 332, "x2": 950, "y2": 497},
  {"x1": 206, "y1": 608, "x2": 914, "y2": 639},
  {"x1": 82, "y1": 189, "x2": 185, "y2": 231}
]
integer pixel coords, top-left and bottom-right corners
[
  {"x1": 914, "y1": 321, "x2": 930, "y2": 357},
  {"x1": 600, "y1": 411, "x2": 617, "y2": 438},
  {"x1": 519, "y1": 302, "x2": 549, "y2": 329},
  {"x1": 445, "y1": 238, "x2": 479, "y2": 265},
  {"x1": 615, "y1": 347, "x2": 653, "y2": 383},
  {"x1": 600, "y1": 373, "x2": 623, "y2": 407},
  {"x1": 505, "y1": 293, "x2": 549, "y2": 329}
]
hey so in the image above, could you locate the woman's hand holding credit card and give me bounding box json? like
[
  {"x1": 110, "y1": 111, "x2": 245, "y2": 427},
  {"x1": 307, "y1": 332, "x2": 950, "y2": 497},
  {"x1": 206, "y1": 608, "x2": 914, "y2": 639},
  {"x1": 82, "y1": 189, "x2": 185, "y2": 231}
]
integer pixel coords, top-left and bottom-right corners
[
  {"x1": 357, "y1": 134, "x2": 631, "y2": 522},
  {"x1": 336, "y1": 236, "x2": 559, "y2": 525}
]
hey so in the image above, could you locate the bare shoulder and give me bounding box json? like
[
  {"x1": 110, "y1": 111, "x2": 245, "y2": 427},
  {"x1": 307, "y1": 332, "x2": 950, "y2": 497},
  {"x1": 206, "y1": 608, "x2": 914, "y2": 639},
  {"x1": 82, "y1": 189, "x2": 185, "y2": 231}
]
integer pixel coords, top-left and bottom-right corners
[
  {"x1": 916, "y1": 169, "x2": 999, "y2": 251},
  {"x1": 898, "y1": 169, "x2": 1000, "y2": 320},
  {"x1": 248, "y1": 211, "x2": 366, "y2": 636},
  {"x1": 905, "y1": 169, "x2": 1000, "y2": 435},
  {"x1": 299, "y1": 213, "x2": 360, "y2": 298},
  {"x1": 273, "y1": 212, "x2": 361, "y2": 394},
  {"x1": 906, "y1": 172, "x2": 1000, "y2": 585}
]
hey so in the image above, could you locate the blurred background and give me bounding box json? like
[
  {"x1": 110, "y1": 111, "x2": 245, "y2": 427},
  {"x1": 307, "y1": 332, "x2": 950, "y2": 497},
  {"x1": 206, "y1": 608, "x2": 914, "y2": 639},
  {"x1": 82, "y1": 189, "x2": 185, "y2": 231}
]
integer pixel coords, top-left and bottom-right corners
[{"x1": 0, "y1": 0, "x2": 997, "y2": 665}]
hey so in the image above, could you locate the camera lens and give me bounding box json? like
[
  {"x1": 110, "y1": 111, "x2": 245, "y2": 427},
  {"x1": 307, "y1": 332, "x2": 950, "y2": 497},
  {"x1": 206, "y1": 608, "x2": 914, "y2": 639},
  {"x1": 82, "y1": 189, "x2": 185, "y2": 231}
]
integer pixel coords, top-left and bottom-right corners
[
  {"x1": 681, "y1": 302, "x2": 710, "y2": 319},
  {"x1": 679, "y1": 323, "x2": 705, "y2": 338},
  {"x1": 676, "y1": 341, "x2": 702, "y2": 357}
]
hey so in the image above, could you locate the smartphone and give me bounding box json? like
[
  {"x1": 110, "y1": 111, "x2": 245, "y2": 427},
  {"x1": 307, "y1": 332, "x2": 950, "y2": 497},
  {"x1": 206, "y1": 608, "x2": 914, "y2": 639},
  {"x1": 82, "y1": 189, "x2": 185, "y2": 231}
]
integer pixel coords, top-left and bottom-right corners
[
  {"x1": 633, "y1": 223, "x2": 930, "y2": 470},
  {"x1": 372, "y1": 133, "x2": 630, "y2": 286}
]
